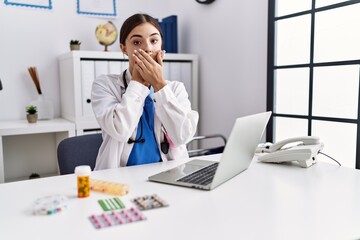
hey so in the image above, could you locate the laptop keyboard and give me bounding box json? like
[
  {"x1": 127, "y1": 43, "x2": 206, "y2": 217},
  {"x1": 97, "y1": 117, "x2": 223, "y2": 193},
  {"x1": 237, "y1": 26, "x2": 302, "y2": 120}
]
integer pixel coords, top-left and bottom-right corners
[{"x1": 176, "y1": 162, "x2": 219, "y2": 186}]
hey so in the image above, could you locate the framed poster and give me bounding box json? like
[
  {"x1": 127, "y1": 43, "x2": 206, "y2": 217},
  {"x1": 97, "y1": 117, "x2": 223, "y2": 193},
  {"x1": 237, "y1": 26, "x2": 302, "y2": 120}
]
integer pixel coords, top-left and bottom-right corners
[
  {"x1": 4, "y1": 0, "x2": 52, "y2": 9},
  {"x1": 77, "y1": 0, "x2": 116, "y2": 17}
]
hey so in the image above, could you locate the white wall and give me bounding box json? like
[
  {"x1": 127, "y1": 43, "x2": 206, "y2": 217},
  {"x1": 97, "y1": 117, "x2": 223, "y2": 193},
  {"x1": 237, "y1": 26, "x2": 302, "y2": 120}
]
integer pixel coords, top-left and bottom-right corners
[{"x1": 0, "y1": 0, "x2": 268, "y2": 139}]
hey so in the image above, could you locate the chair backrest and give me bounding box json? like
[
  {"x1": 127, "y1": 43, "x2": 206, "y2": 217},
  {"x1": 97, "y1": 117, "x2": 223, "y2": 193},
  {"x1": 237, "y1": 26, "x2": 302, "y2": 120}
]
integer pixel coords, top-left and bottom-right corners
[
  {"x1": 57, "y1": 133, "x2": 103, "y2": 175},
  {"x1": 187, "y1": 134, "x2": 227, "y2": 158}
]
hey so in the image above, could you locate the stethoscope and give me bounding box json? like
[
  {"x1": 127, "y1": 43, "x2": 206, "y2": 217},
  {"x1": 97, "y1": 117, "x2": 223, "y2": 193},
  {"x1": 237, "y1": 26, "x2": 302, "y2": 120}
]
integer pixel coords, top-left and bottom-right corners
[
  {"x1": 122, "y1": 69, "x2": 144, "y2": 144},
  {"x1": 122, "y1": 69, "x2": 169, "y2": 154}
]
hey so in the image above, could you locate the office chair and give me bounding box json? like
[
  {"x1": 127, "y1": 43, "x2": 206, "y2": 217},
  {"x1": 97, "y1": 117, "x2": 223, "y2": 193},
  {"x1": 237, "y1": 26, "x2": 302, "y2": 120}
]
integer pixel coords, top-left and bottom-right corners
[
  {"x1": 187, "y1": 134, "x2": 227, "y2": 157},
  {"x1": 57, "y1": 133, "x2": 103, "y2": 175}
]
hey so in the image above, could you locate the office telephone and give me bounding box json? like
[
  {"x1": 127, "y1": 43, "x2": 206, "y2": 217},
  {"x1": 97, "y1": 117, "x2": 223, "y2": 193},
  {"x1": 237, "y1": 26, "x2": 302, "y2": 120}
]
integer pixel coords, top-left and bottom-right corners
[{"x1": 257, "y1": 136, "x2": 324, "y2": 168}]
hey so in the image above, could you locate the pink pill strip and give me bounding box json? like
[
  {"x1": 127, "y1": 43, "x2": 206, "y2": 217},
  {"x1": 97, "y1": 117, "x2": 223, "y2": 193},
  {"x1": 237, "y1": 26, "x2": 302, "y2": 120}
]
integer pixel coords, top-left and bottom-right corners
[{"x1": 89, "y1": 207, "x2": 146, "y2": 229}]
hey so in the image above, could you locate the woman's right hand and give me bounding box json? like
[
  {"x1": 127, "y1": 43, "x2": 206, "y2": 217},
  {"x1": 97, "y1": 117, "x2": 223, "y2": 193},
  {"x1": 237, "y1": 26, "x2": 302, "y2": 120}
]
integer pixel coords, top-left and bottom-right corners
[{"x1": 131, "y1": 62, "x2": 150, "y2": 87}]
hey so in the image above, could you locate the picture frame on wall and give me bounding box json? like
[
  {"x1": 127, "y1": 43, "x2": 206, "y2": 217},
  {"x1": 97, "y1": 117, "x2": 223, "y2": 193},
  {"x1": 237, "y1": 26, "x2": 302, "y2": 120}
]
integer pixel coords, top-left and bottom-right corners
[
  {"x1": 4, "y1": 0, "x2": 52, "y2": 9},
  {"x1": 77, "y1": 0, "x2": 117, "y2": 17}
]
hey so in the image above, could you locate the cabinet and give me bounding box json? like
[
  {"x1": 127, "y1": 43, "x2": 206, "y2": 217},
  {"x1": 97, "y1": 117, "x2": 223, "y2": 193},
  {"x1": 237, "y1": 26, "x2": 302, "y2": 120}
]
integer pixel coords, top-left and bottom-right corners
[
  {"x1": 0, "y1": 119, "x2": 75, "y2": 183},
  {"x1": 58, "y1": 51, "x2": 198, "y2": 135}
]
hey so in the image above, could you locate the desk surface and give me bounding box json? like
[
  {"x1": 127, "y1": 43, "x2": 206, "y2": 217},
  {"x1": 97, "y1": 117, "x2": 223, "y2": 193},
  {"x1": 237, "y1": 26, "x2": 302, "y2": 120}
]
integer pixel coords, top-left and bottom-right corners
[{"x1": 1, "y1": 154, "x2": 360, "y2": 240}]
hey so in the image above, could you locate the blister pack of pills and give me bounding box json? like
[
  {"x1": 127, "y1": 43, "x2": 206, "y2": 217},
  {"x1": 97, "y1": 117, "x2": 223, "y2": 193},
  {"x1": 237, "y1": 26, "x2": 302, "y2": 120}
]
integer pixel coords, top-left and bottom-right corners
[
  {"x1": 132, "y1": 194, "x2": 168, "y2": 210},
  {"x1": 98, "y1": 197, "x2": 125, "y2": 211},
  {"x1": 89, "y1": 207, "x2": 146, "y2": 229}
]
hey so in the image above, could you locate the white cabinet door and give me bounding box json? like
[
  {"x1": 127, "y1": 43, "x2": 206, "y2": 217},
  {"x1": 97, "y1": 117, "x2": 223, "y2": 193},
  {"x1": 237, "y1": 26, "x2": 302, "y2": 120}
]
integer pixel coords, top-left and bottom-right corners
[
  {"x1": 81, "y1": 60, "x2": 95, "y2": 118},
  {"x1": 108, "y1": 61, "x2": 122, "y2": 74},
  {"x1": 168, "y1": 62, "x2": 192, "y2": 101}
]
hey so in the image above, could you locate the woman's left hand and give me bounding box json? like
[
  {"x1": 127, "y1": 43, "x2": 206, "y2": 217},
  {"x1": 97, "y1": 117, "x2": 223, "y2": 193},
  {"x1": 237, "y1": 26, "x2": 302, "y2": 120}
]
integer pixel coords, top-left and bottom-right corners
[{"x1": 133, "y1": 49, "x2": 166, "y2": 92}]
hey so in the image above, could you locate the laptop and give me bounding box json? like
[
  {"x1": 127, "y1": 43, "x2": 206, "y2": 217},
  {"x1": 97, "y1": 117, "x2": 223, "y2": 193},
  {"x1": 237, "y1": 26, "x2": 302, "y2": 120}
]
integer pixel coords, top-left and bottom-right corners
[{"x1": 148, "y1": 111, "x2": 271, "y2": 190}]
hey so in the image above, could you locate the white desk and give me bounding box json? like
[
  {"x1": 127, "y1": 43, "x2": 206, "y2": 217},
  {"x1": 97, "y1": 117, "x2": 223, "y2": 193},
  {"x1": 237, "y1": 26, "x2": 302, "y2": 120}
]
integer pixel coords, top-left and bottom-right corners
[{"x1": 0, "y1": 154, "x2": 360, "y2": 240}]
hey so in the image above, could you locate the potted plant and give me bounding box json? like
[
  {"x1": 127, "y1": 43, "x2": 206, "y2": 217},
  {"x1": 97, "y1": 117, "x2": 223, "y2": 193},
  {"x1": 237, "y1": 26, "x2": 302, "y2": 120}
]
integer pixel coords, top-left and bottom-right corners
[
  {"x1": 29, "y1": 173, "x2": 40, "y2": 179},
  {"x1": 26, "y1": 105, "x2": 38, "y2": 123},
  {"x1": 70, "y1": 39, "x2": 81, "y2": 51}
]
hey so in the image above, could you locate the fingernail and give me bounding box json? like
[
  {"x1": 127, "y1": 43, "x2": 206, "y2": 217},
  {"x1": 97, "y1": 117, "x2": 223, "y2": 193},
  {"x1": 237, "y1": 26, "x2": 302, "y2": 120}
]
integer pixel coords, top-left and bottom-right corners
[{"x1": 163, "y1": 50, "x2": 166, "y2": 53}]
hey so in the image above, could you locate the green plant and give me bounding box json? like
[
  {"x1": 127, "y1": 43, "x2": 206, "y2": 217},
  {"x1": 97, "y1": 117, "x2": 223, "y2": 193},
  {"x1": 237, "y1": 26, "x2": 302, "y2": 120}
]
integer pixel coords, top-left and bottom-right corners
[
  {"x1": 70, "y1": 39, "x2": 81, "y2": 45},
  {"x1": 26, "y1": 105, "x2": 37, "y2": 114},
  {"x1": 29, "y1": 173, "x2": 40, "y2": 179}
]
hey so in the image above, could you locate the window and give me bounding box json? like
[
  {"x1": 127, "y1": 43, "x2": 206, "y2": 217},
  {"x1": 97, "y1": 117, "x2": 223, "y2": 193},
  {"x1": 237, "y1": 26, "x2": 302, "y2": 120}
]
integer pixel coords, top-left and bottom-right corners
[{"x1": 268, "y1": 0, "x2": 360, "y2": 168}]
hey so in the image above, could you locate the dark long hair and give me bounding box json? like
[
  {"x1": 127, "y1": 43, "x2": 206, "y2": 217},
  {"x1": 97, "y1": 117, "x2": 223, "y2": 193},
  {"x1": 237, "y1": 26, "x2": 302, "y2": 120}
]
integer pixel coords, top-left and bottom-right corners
[{"x1": 119, "y1": 13, "x2": 163, "y2": 45}]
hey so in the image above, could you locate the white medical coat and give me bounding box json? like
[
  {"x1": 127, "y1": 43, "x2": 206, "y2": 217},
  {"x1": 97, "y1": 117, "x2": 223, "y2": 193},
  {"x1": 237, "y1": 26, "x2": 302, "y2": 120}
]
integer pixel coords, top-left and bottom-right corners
[{"x1": 91, "y1": 70, "x2": 199, "y2": 170}]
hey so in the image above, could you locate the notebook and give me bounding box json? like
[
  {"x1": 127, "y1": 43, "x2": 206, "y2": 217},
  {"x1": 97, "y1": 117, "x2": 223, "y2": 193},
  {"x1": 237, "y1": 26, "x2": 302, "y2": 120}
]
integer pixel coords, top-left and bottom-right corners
[{"x1": 148, "y1": 111, "x2": 271, "y2": 190}]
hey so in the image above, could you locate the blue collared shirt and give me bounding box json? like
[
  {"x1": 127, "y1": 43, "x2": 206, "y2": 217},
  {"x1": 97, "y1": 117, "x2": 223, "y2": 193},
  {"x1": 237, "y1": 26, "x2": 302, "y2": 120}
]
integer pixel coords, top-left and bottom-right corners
[{"x1": 127, "y1": 88, "x2": 161, "y2": 166}]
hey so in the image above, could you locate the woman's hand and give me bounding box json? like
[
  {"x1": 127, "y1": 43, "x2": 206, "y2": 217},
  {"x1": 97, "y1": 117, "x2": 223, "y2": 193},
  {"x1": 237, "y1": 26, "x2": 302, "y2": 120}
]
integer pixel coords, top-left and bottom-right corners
[
  {"x1": 131, "y1": 64, "x2": 149, "y2": 87},
  {"x1": 133, "y1": 49, "x2": 166, "y2": 92}
]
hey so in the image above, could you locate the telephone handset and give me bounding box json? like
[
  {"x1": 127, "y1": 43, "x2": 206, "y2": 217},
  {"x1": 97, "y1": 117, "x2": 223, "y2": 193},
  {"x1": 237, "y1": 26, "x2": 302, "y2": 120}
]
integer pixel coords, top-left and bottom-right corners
[{"x1": 257, "y1": 136, "x2": 324, "y2": 168}]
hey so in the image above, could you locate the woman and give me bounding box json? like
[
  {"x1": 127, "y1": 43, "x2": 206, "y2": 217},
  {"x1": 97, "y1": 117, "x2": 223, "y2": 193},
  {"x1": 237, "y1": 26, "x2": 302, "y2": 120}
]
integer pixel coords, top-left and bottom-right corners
[{"x1": 91, "y1": 13, "x2": 199, "y2": 170}]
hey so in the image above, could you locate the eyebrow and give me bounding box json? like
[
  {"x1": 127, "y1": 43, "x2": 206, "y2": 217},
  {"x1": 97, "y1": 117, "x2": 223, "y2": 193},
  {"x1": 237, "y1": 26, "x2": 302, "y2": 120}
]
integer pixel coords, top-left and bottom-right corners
[{"x1": 130, "y1": 33, "x2": 160, "y2": 39}]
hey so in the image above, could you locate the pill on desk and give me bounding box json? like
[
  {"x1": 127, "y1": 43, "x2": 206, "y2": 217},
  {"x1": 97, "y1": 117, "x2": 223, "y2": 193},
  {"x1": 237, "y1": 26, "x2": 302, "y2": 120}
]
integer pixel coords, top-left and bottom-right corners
[
  {"x1": 102, "y1": 215, "x2": 113, "y2": 226},
  {"x1": 101, "y1": 213, "x2": 109, "y2": 221},
  {"x1": 114, "y1": 215, "x2": 124, "y2": 224},
  {"x1": 117, "y1": 217, "x2": 124, "y2": 224},
  {"x1": 91, "y1": 215, "x2": 103, "y2": 228},
  {"x1": 123, "y1": 211, "x2": 130, "y2": 218},
  {"x1": 112, "y1": 211, "x2": 121, "y2": 219},
  {"x1": 133, "y1": 209, "x2": 144, "y2": 219}
]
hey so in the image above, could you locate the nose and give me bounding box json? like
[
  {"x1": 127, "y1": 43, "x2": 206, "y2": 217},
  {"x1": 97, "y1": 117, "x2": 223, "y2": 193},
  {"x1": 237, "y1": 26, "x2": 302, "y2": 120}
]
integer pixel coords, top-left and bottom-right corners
[{"x1": 143, "y1": 41, "x2": 153, "y2": 54}]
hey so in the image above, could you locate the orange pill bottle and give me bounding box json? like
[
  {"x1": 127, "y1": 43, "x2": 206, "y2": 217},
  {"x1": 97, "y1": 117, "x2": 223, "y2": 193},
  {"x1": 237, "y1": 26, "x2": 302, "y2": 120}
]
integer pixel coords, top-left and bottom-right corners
[{"x1": 74, "y1": 165, "x2": 91, "y2": 198}]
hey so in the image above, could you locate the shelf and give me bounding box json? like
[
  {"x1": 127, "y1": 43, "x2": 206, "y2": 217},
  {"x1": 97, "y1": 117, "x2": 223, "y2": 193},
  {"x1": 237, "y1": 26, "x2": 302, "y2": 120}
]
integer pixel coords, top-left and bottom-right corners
[
  {"x1": 0, "y1": 118, "x2": 76, "y2": 183},
  {"x1": 5, "y1": 172, "x2": 59, "y2": 183},
  {"x1": 0, "y1": 118, "x2": 75, "y2": 136}
]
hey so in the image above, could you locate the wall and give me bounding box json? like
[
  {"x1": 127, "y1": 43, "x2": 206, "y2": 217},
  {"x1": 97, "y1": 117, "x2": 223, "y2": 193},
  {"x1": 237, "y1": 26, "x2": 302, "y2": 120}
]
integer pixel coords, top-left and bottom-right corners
[{"x1": 0, "y1": 0, "x2": 268, "y2": 139}]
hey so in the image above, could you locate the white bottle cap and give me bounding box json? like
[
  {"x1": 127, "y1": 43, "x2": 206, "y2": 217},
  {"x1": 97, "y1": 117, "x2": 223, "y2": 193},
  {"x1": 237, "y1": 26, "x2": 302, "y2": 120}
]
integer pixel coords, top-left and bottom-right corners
[{"x1": 74, "y1": 165, "x2": 91, "y2": 176}]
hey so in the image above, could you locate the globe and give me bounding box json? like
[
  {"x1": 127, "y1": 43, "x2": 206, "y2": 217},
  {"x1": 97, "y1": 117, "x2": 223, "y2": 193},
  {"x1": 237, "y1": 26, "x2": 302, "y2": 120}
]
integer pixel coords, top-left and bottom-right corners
[{"x1": 95, "y1": 21, "x2": 118, "y2": 51}]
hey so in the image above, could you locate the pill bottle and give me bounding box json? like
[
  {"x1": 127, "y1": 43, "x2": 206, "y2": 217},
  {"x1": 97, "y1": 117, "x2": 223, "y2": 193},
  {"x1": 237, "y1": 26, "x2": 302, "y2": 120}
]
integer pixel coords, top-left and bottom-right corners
[{"x1": 75, "y1": 165, "x2": 91, "y2": 198}]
